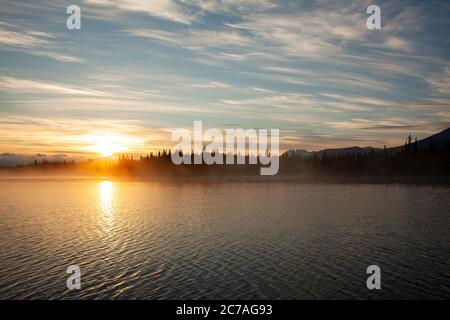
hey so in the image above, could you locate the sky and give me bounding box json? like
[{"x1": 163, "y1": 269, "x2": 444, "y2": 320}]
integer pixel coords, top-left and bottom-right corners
[{"x1": 0, "y1": 0, "x2": 450, "y2": 160}]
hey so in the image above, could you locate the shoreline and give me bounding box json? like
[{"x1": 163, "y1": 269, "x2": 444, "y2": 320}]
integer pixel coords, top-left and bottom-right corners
[{"x1": 1, "y1": 174, "x2": 450, "y2": 185}]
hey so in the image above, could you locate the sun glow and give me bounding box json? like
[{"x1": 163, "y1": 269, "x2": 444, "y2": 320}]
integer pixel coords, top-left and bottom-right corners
[
  {"x1": 86, "y1": 134, "x2": 129, "y2": 158},
  {"x1": 96, "y1": 140, "x2": 120, "y2": 157}
]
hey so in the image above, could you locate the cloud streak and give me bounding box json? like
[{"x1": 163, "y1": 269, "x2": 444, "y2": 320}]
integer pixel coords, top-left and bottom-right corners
[
  {"x1": 0, "y1": 77, "x2": 105, "y2": 96},
  {"x1": 0, "y1": 23, "x2": 83, "y2": 63}
]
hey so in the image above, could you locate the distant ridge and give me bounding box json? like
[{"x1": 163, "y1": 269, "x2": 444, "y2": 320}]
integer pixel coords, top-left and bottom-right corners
[
  {"x1": 388, "y1": 127, "x2": 450, "y2": 153},
  {"x1": 284, "y1": 127, "x2": 450, "y2": 157}
]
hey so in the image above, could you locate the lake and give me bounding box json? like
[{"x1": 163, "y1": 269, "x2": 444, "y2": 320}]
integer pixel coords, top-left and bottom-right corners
[{"x1": 0, "y1": 179, "x2": 449, "y2": 299}]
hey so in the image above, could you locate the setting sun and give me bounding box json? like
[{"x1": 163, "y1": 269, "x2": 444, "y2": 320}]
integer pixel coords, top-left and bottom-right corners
[
  {"x1": 96, "y1": 141, "x2": 119, "y2": 157},
  {"x1": 87, "y1": 134, "x2": 128, "y2": 158}
]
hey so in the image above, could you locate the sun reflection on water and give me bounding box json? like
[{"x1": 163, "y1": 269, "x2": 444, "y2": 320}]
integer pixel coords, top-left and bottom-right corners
[{"x1": 99, "y1": 180, "x2": 114, "y2": 231}]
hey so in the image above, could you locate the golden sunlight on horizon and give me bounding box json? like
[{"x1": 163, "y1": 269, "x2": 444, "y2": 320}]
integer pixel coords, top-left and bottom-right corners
[{"x1": 84, "y1": 134, "x2": 133, "y2": 158}]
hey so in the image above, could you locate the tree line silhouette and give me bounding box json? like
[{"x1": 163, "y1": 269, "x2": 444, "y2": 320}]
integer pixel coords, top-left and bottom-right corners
[
  {"x1": 2, "y1": 133, "x2": 450, "y2": 179},
  {"x1": 280, "y1": 135, "x2": 450, "y2": 177}
]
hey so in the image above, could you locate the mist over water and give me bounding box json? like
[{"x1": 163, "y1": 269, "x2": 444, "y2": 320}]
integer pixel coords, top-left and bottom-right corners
[{"x1": 0, "y1": 179, "x2": 449, "y2": 299}]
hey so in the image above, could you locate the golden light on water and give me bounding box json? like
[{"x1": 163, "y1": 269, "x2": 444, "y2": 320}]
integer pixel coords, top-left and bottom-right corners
[{"x1": 99, "y1": 180, "x2": 114, "y2": 230}]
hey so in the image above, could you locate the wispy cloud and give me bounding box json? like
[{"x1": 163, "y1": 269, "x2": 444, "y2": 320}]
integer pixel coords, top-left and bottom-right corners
[
  {"x1": 426, "y1": 65, "x2": 450, "y2": 96},
  {"x1": 190, "y1": 81, "x2": 233, "y2": 89},
  {"x1": 84, "y1": 0, "x2": 277, "y2": 24},
  {"x1": 84, "y1": 0, "x2": 197, "y2": 24},
  {"x1": 384, "y1": 36, "x2": 414, "y2": 52},
  {"x1": 186, "y1": 0, "x2": 277, "y2": 14},
  {"x1": 126, "y1": 28, "x2": 251, "y2": 47},
  {"x1": 0, "y1": 29, "x2": 50, "y2": 47},
  {"x1": 29, "y1": 51, "x2": 84, "y2": 63},
  {"x1": 0, "y1": 24, "x2": 83, "y2": 63},
  {"x1": 0, "y1": 77, "x2": 104, "y2": 96}
]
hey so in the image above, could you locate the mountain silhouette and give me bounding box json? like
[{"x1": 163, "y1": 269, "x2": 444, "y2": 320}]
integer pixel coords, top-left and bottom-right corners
[
  {"x1": 284, "y1": 127, "x2": 450, "y2": 157},
  {"x1": 388, "y1": 127, "x2": 450, "y2": 153}
]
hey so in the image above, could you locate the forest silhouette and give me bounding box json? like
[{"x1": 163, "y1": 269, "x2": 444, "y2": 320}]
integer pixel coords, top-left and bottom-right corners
[{"x1": 2, "y1": 128, "x2": 450, "y2": 182}]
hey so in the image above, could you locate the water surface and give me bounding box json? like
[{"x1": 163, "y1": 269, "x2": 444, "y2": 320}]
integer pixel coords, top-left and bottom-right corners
[{"x1": 0, "y1": 179, "x2": 449, "y2": 299}]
